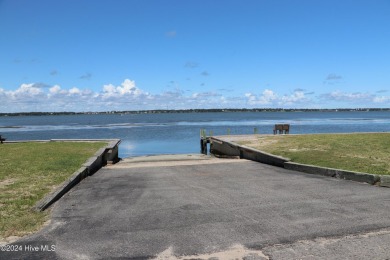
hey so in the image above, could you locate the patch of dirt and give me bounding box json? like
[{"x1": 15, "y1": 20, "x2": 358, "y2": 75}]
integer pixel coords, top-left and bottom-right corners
[
  {"x1": 0, "y1": 219, "x2": 52, "y2": 245},
  {"x1": 0, "y1": 178, "x2": 17, "y2": 189},
  {"x1": 262, "y1": 228, "x2": 390, "y2": 259},
  {"x1": 217, "y1": 135, "x2": 261, "y2": 142},
  {"x1": 257, "y1": 138, "x2": 279, "y2": 146},
  {"x1": 340, "y1": 154, "x2": 368, "y2": 159},
  {"x1": 288, "y1": 147, "x2": 328, "y2": 152},
  {"x1": 239, "y1": 139, "x2": 279, "y2": 151},
  {"x1": 0, "y1": 236, "x2": 21, "y2": 246},
  {"x1": 153, "y1": 244, "x2": 269, "y2": 260},
  {"x1": 288, "y1": 148, "x2": 309, "y2": 152}
]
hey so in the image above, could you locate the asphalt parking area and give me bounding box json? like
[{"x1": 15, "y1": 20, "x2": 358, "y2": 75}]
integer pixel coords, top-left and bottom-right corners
[{"x1": 2, "y1": 155, "x2": 390, "y2": 259}]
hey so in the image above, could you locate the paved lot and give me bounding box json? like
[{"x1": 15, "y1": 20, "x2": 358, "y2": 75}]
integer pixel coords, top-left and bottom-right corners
[{"x1": 2, "y1": 154, "x2": 390, "y2": 259}]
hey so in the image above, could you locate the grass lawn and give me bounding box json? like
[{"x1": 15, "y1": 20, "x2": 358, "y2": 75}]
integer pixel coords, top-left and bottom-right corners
[
  {"x1": 238, "y1": 133, "x2": 390, "y2": 176},
  {"x1": 0, "y1": 141, "x2": 106, "y2": 242}
]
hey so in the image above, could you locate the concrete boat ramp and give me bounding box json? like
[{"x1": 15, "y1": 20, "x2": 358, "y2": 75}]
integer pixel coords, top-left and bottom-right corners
[{"x1": 2, "y1": 154, "x2": 390, "y2": 259}]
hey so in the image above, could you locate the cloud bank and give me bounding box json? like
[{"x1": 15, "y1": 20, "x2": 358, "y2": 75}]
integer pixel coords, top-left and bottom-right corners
[{"x1": 0, "y1": 79, "x2": 389, "y2": 112}]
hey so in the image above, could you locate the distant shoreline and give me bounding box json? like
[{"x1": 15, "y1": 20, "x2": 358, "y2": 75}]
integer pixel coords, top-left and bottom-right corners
[{"x1": 1, "y1": 108, "x2": 389, "y2": 117}]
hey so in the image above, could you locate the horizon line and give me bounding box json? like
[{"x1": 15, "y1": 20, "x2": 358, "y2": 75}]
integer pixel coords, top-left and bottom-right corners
[{"x1": 1, "y1": 107, "x2": 390, "y2": 116}]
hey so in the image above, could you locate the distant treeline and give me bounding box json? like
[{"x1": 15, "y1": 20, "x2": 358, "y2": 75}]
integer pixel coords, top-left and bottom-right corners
[{"x1": 1, "y1": 108, "x2": 389, "y2": 117}]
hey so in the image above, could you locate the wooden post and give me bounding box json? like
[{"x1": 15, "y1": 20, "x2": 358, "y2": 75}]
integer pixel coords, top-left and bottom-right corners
[
  {"x1": 200, "y1": 138, "x2": 208, "y2": 155},
  {"x1": 283, "y1": 124, "x2": 290, "y2": 134}
]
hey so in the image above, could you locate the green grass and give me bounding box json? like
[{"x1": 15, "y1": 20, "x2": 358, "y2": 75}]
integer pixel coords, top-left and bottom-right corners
[
  {"x1": 0, "y1": 141, "x2": 106, "y2": 241},
  {"x1": 238, "y1": 133, "x2": 390, "y2": 176}
]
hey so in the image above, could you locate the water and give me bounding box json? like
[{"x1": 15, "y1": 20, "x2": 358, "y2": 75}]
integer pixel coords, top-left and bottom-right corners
[{"x1": 1, "y1": 111, "x2": 390, "y2": 158}]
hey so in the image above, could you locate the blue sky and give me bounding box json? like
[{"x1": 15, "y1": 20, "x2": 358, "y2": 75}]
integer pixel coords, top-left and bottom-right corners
[{"x1": 1, "y1": 0, "x2": 389, "y2": 112}]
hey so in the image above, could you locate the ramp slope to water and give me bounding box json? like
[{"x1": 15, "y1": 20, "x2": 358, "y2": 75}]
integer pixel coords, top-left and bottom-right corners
[{"x1": 2, "y1": 154, "x2": 390, "y2": 259}]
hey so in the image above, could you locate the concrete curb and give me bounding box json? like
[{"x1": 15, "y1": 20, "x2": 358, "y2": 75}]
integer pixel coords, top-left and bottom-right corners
[
  {"x1": 380, "y1": 175, "x2": 390, "y2": 187},
  {"x1": 33, "y1": 139, "x2": 121, "y2": 211},
  {"x1": 284, "y1": 161, "x2": 337, "y2": 177},
  {"x1": 284, "y1": 162, "x2": 381, "y2": 185},
  {"x1": 33, "y1": 167, "x2": 89, "y2": 211},
  {"x1": 210, "y1": 136, "x2": 389, "y2": 188}
]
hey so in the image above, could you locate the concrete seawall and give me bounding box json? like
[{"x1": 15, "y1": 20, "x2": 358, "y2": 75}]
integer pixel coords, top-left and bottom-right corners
[{"x1": 209, "y1": 135, "x2": 389, "y2": 188}]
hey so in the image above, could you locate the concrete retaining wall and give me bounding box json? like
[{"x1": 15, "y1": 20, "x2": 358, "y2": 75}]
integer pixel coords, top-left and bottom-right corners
[
  {"x1": 33, "y1": 139, "x2": 121, "y2": 211},
  {"x1": 210, "y1": 137, "x2": 289, "y2": 167},
  {"x1": 210, "y1": 138, "x2": 240, "y2": 157},
  {"x1": 210, "y1": 136, "x2": 389, "y2": 188},
  {"x1": 239, "y1": 145, "x2": 289, "y2": 167}
]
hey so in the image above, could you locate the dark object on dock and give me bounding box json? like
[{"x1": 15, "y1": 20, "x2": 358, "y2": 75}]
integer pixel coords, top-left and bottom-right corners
[
  {"x1": 0, "y1": 135, "x2": 6, "y2": 144},
  {"x1": 273, "y1": 124, "x2": 290, "y2": 134},
  {"x1": 200, "y1": 137, "x2": 210, "y2": 155}
]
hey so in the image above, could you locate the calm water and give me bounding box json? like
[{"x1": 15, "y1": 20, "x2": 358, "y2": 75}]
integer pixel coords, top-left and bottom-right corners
[{"x1": 1, "y1": 111, "x2": 390, "y2": 158}]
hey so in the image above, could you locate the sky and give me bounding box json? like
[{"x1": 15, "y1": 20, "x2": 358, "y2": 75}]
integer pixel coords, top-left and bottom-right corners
[{"x1": 0, "y1": 0, "x2": 389, "y2": 112}]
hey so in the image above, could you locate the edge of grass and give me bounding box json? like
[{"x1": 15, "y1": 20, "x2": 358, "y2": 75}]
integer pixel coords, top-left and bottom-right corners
[
  {"x1": 0, "y1": 141, "x2": 107, "y2": 243},
  {"x1": 237, "y1": 133, "x2": 390, "y2": 176}
]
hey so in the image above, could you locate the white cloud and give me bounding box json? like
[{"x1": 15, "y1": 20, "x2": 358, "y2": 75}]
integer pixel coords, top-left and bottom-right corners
[
  {"x1": 321, "y1": 90, "x2": 373, "y2": 101},
  {"x1": 49, "y1": 85, "x2": 61, "y2": 94},
  {"x1": 49, "y1": 85, "x2": 87, "y2": 97},
  {"x1": 15, "y1": 83, "x2": 43, "y2": 96},
  {"x1": 280, "y1": 91, "x2": 306, "y2": 104},
  {"x1": 245, "y1": 89, "x2": 307, "y2": 106},
  {"x1": 3, "y1": 84, "x2": 45, "y2": 104},
  {"x1": 260, "y1": 89, "x2": 278, "y2": 104},
  {"x1": 102, "y1": 84, "x2": 115, "y2": 94},
  {"x1": 102, "y1": 79, "x2": 144, "y2": 99},
  {"x1": 318, "y1": 90, "x2": 390, "y2": 106},
  {"x1": 373, "y1": 96, "x2": 390, "y2": 103},
  {"x1": 69, "y1": 87, "x2": 81, "y2": 95},
  {"x1": 191, "y1": 92, "x2": 220, "y2": 99}
]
